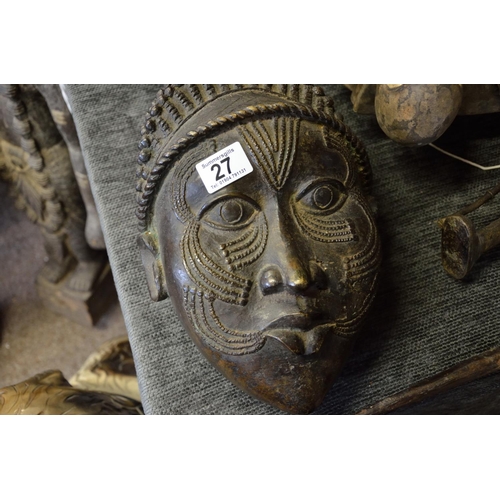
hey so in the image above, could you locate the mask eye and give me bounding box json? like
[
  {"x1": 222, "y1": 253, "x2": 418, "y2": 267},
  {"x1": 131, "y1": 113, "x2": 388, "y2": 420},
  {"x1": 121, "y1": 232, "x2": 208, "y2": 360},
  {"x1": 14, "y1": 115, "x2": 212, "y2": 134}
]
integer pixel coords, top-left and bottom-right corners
[
  {"x1": 297, "y1": 180, "x2": 347, "y2": 214},
  {"x1": 200, "y1": 196, "x2": 259, "y2": 230}
]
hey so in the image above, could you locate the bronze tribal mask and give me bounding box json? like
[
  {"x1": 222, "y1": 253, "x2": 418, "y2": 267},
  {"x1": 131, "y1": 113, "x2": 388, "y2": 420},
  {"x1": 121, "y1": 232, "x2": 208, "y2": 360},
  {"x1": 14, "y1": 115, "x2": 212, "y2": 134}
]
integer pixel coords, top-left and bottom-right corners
[{"x1": 136, "y1": 85, "x2": 381, "y2": 414}]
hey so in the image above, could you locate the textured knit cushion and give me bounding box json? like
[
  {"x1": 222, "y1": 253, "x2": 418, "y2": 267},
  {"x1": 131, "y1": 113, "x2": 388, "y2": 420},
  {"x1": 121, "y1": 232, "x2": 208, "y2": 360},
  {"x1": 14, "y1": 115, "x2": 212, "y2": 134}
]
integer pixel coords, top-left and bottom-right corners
[{"x1": 65, "y1": 84, "x2": 500, "y2": 414}]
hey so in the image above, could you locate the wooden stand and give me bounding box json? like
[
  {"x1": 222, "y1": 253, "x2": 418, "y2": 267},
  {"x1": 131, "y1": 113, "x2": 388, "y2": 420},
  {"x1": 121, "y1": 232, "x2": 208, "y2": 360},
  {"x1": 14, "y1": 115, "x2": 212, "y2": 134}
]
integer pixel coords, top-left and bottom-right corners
[{"x1": 36, "y1": 264, "x2": 116, "y2": 327}]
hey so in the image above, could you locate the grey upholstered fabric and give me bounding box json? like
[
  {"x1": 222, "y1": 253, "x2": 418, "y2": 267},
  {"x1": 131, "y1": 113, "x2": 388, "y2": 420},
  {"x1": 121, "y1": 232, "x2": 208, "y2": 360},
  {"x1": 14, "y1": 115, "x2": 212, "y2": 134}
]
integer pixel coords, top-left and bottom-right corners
[{"x1": 65, "y1": 84, "x2": 500, "y2": 414}]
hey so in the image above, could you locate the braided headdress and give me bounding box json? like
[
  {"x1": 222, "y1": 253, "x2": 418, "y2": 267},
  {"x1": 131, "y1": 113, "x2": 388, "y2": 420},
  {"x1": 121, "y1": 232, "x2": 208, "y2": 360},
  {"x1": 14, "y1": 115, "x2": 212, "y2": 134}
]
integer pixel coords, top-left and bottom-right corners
[{"x1": 135, "y1": 84, "x2": 371, "y2": 231}]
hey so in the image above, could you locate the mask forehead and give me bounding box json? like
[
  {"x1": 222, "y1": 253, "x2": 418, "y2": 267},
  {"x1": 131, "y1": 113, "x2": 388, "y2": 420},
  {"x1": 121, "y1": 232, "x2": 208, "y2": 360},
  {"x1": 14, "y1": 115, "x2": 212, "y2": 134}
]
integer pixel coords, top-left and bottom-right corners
[
  {"x1": 236, "y1": 116, "x2": 300, "y2": 192},
  {"x1": 174, "y1": 119, "x2": 358, "y2": 218},
  {"x1": 290, "y1": 121, "x2": 358, "y2": 190}
]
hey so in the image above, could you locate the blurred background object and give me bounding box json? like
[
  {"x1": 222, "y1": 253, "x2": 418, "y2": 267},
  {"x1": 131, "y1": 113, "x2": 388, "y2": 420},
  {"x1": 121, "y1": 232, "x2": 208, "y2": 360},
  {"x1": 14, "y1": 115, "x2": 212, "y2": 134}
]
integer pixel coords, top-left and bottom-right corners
[
  {"x1": 346, "y1": 84, "x2": 500, "y2": 281},
  {"x1": 0, "y1": 178, "x2": 129, "y2": 388},
  {"x1": 439, "y1": 182, "x2": 500, "y2": 279},
  {"x1": 0, "y1": 369, "x2": 143, "y2": 415},
  {"x1": 0, "y1": 84, "x2": 112, "y2": 326},
  {"x1": 346, "y1": 84, "x2": 500, "y2": 146},
  {"x1": 70, "y1": 336, "x2": 140, "y2": 402},
  {"x1": 0, "y1": 84, "x2": 138, "y2": 408}
]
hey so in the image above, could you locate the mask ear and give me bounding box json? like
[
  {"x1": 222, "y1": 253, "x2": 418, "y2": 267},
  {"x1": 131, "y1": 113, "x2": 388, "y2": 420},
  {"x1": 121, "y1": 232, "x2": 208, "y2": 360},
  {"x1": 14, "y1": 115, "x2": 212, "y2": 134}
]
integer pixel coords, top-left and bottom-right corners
[{"x1": 137, "y1": 232, "x2": 168, "y2": 302}]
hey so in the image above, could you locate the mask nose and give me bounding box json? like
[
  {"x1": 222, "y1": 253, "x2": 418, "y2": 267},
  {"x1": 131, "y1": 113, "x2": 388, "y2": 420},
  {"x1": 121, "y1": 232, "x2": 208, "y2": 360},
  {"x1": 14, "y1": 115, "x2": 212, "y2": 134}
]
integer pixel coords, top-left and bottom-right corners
[
  {"x1": 259, "y1": 207, "x2": 328, "y2": 296},
  {"x1": 259, "y1": 259, "x2": 327, "y2": 296}
]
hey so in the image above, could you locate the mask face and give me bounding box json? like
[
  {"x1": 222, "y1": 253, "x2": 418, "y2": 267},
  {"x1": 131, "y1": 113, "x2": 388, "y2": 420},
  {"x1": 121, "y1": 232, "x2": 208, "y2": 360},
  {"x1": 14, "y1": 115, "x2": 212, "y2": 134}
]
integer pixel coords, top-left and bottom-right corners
[{"x1": 152, "y1": 116, "x2": 381, "y2": 414}]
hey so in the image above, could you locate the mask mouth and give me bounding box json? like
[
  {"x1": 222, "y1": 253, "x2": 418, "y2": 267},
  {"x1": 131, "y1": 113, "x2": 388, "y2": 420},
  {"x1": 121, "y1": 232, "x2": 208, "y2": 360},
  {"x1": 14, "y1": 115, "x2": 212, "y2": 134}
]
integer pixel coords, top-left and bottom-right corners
[{"x1": 262, "y1": 314, "x2": 335, "y2": 355}]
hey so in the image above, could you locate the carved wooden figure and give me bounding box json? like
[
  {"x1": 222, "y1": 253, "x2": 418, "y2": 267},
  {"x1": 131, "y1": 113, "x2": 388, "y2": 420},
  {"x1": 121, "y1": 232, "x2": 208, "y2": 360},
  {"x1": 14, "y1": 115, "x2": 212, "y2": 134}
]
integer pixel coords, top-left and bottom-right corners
[
  {"x1": 0, "y1": 84, "x2": 111, "y2": 325},
  {"x1": 136, "y1": 85, "x2": 381, "y2": 414},
  {"x1": 36, "y1": 84, "x2": 106, "y2": 251}
]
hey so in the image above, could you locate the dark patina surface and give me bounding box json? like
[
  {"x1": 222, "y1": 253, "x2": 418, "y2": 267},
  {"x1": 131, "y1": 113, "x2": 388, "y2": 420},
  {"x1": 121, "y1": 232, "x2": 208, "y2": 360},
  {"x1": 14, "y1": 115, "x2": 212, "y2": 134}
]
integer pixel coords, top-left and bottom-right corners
[{"x1": 135, "y1": 85, "x2": 381, "y2": 414}]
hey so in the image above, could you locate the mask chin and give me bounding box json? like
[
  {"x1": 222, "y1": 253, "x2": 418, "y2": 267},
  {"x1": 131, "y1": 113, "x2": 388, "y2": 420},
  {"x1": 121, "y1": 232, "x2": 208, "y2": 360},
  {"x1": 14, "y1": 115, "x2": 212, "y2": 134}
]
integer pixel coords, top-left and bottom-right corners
[{"x1": 137, "y1": 232, "x2": 168, "y2": 302}]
